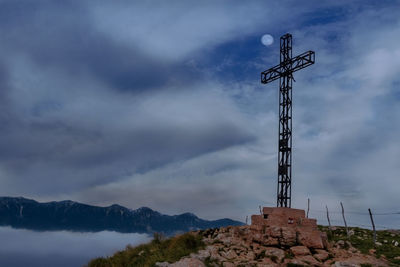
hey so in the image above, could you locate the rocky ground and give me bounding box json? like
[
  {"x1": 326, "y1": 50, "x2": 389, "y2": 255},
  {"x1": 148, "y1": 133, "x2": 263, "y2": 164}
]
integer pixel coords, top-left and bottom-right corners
[{"x1": 156, "y1": 226, "x2": 398, "y2": 267}]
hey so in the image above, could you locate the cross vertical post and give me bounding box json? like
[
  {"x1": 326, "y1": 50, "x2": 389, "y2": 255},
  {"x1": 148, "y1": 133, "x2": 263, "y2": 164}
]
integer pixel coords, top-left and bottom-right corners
[
  {"x1": 278, "y1": 34, "x2": 293, "y2": 208},
  {"x1": 261, "y1": 33, "x2": 315, "y2": 208}
]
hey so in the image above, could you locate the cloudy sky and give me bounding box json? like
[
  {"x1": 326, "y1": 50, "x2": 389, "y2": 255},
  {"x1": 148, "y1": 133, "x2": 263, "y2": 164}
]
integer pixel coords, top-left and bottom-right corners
[{"x1": 0, "y1": 1, "x2": 399, "y2": 228}]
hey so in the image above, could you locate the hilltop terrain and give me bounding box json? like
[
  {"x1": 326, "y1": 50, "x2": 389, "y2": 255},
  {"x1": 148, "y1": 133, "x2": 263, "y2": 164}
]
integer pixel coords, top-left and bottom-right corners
[{"x1": 88, "y1": 225, "x2": 400, "y2": 266}]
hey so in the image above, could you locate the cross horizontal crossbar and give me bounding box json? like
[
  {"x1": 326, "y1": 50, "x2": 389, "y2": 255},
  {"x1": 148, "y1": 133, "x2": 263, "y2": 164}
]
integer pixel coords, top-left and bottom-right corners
[{"x1": 261, "y1": 50, "x2": 315, "y2": 84}]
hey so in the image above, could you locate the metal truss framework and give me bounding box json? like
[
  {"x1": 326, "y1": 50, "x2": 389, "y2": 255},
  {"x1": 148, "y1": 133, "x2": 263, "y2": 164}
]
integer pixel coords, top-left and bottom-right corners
[{"x1": 261, "y1": 33, "x2": 315, "y2": 208}]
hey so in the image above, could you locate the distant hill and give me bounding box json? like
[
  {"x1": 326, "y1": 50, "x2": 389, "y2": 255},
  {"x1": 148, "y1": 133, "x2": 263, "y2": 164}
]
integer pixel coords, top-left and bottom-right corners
[{"x1": 0, "y1": 197, "x2": 243, "y2": 234}]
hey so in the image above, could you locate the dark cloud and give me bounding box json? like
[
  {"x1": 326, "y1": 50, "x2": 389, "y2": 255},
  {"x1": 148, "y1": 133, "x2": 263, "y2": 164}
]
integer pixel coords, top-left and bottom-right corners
[
  {"x1": 0, "y1": 0, "x2": 399, "y2": 229},
  {"x1": 0, "y1": 1, "x2": 256, "y2": 196},
  {"x1": 0, "y1": 1, "x2": 201, "y2": 93},
  {"x1": 0, "y1": 107, "x2": 253, "y2": 194}
]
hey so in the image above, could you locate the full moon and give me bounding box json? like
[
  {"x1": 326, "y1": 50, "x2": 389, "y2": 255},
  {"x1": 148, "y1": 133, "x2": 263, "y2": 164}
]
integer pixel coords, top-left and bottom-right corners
[{"x1": 261, "y1": 34, "x2": 274, "y2": 46}]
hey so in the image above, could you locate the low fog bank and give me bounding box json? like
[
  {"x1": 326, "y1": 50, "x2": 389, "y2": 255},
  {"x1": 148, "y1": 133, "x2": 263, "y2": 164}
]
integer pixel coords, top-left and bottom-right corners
[{"x1": 0, "y1": 227, "x2": 151, "y2": 267}]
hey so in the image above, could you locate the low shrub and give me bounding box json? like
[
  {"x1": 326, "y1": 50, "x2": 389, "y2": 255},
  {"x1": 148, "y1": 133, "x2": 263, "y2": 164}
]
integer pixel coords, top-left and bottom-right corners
[{"x1": 86, "y1": 232, "x2": 204, "y2": 267}]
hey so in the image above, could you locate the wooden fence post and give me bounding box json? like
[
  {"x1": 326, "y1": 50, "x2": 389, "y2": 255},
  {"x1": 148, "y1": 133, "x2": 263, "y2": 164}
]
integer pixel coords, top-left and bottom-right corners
[
  {"x1": 246, "y1": 215, "x2": 248, "y2": 225},
  {"x1": 340, "y1": 202, "x2": 349, "y2": 237},
  {"x1": 368, "y1": 208, "x2": 377, "y2": 246},
  {"x1": 326, "y1": 205, "x2": 332, "y2": 231},
  {"x1": 259, "y1": 205, "x2": 262, "y2": 215},
  {"x1": 307, "y1": 198, "x2": 310, "y2": 218}
]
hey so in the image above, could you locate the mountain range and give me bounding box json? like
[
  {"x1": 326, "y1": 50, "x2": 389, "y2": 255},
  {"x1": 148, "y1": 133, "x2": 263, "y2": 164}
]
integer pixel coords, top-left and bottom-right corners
[{"x1": 0, "y1": 197, "x2": 243, "y2": 234}]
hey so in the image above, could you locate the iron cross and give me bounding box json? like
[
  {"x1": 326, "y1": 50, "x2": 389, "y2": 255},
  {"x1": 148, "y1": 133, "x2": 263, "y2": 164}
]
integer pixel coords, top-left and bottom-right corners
[{"x1": 261, "y1": 33, "x2": 315, "y2": 208}]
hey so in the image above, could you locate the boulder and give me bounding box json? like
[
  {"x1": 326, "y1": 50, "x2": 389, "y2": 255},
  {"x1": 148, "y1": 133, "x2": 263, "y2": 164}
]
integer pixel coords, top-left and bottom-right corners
[
  {"x1": 257, "y1": 261, "x2": 276, "y2": 267},
  {"x1": 190, "y1": 249, "x2": 210, "y2": 261},
  {"x1": 221, "y1": 250, "x2": 237, "y2": 260},
  {"x1": 280, "y1": 227, "x2": 297, "y2": 246},
  {"x1": 314, "y1": 249, "x2": 329, "y2": 261},
  {"x1": 290, "y1": 246, "x2": 311, "y2": 256},
  {"x1": 298, "y1": 229, "x2": 324, "y2": 249},
  {"x1": 264, "y1": 247, "x2": 285, "y2": 262},
  {"x1": 222, "y1": 262, "x2": 235, "y2": 267},
  {"x1": 333, "y1": 262, "x2": 360, "y2": 267},
  {"x1": 296, "y1": 255, "x2": 321, "y2": 265},
  {"x1": 245, "y1": 251, "x2": 255, "y2": 260},
  {"x1": 170, "y1": 258, "x2": 205, "y2": 267},
  {"x1": 262, "y1": 236, "x2": 279, "y2": 246},
  {"x1": 155, "y1": 262, "x2": 170, "y2": 267}
]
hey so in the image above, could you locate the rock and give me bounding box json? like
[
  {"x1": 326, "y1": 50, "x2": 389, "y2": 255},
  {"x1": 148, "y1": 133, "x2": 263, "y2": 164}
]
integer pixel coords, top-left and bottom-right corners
[
  {"x1": 350, "y1": 247, "x2": 359, "y2": 253},
  {"x1": 296, "y1": 255, "x2": 320, "y2": 265},
  {"x1": 191, "y1": 249, "x2": 210, "y2": 261},
  {"x1": 222, "y1": 262, "x2": 235, "y2": 267},
  {"x1": 257, "y1": 264, "x2": 275, "y2": 267},
  {"x1": 221, "y1": 250, "x2": 237, "y2": 260},
  {"x1": 264, "y1": 247, "x2": 285, "y2": 262},
  {"x1": 333, "y1": 262, "x2": 360, "y2": 267},
  {"x1": 321, "y1": 231, "x2": 329, "y2": 248},
  {"x1": 336, "y1": 240, "x2": 345, "y2": 248},
  {"x1": 252, "y1": 232, "x2": 263, "y2": 243},
  {"x1": 245, "y1": 251, "x2": 255, "y2": 260},
  {"x1": 197, "y1": 224, "x2": 388, "y2": 267},
  {"x1": 208, "y1": 246, "x2": 225, "y2": 262},
  {"x1": 314, "y1": 249, "x2": 329, "y2": 261},
  {"x1": 290, "y1": 246, "x2": 311, "y2": 256},
  {"x1": 230, "y1": 245, "x2": 244, "y2": 252},
  {"x1": 375, "y1": 242, "x2": 382, "y2": 246},
  {"x1": 170, "y1": 257, "x2": 205, "y2": 267},
  {"x1": 284, "y1": 258, "x2": 306, "y2": 265},
  {"x1": 394, "y1": 256, "x2": 400, "y2": 260},
  {"x1": 155, "y1": 262, "x2": 170, "y2": 267},
  {"x1": 335, "y1": 240, "x2": 352, "y2": 250},
  {"x1": 298, "y1": 229, "x2": 324, "y2": 248},
  {"x1": 269, "y1": 226, "x2": 282, "y2": 238},
  {"x1": 394, "y1": 241, "x2": 399, "y2": 246},
  {"x1": 260, "y1": 257, "x2": 276, "y2": 265},
  {"x1": 262, "y1": 236, "x2": 279, "y2": 246},
  {"x1": 280, "y1": 227, "x2": 297, "y2": 246},
  {"x1": 217, "y1": 234, "x2": 233, "y2": 246}
]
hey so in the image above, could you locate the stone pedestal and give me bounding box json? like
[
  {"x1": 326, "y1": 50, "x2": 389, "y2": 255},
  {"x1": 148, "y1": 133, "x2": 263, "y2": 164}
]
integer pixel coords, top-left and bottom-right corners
[{"x1": 250, "y1": 207, "x2": 327, "y2": 249}]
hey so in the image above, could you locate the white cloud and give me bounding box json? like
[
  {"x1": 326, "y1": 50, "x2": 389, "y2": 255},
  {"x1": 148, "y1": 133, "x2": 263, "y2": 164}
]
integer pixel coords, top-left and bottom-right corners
[
  {"x1": 0, "y1": 1, "x2": 399, "y2": 229},
  {"x1": 88, "y1": 1, "x2": 324, "y2": 61}
]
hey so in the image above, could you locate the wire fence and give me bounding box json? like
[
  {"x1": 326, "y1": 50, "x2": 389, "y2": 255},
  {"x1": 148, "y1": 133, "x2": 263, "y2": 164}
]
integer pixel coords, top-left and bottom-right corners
[
  {"x1": 308, "y1": 209, "x2": 400, "y2": 216},
  {"x1": 251, "y1": 203, "x2": 400, "y2": 231},
  {"x1": 307, "y1": 206, "x2": 399, "y2": 230}
]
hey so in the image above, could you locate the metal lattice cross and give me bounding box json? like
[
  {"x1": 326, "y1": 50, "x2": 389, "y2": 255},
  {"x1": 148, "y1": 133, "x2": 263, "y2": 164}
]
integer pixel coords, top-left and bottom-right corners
[{"x1": 261, "y1": 33, "x2": 315, "y2": 208}]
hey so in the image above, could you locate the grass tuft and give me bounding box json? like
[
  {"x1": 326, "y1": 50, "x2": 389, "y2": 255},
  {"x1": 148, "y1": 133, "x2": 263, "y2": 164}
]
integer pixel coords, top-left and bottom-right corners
[
  {"x1": 86, "y1": 232, "x2": 204, "y2": 267},
  {"x1": 319, "y1": 226, "x2": 400, "y2": 265}
]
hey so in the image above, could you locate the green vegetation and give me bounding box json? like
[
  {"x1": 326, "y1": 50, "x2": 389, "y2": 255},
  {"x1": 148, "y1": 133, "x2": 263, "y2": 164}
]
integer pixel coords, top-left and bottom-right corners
[
  {"x1": 318, "y1": 226, "x2": 400, "y2": 265},
  {"x1": 86, "y1": 232, "x2": 205, "y2": 267}
]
